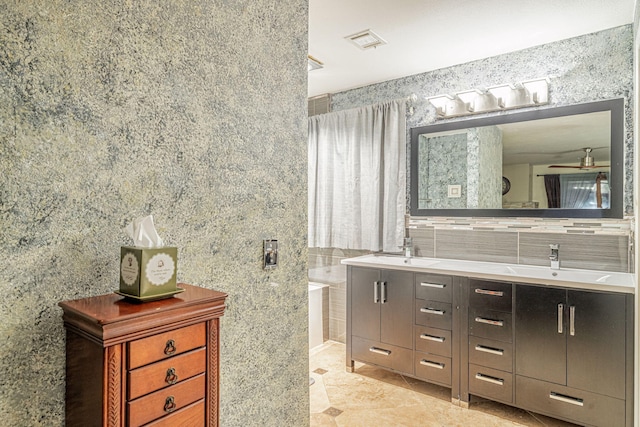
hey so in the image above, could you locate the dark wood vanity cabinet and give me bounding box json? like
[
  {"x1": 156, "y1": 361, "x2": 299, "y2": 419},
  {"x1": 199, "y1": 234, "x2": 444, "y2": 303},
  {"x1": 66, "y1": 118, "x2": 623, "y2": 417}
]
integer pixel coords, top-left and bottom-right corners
[
  {"x1": 347, "y1": 267, "x2": 413, "y2": 375},
  {"x1": 515, "y1": 284, "x2": 632, "y2": 427},
  {"x1": 346, "y1": 265, "x2": 633, "y2": 427},
  {"x1": 59, "y1": 284, "x2": 227, "y2": 427}
]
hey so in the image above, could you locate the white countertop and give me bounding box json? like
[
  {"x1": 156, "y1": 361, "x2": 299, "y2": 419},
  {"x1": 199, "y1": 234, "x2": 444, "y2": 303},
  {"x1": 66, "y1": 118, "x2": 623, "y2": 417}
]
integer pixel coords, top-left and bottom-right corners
[{"x1": 341, "y1": 254, "x2": 636, "y2": 294}]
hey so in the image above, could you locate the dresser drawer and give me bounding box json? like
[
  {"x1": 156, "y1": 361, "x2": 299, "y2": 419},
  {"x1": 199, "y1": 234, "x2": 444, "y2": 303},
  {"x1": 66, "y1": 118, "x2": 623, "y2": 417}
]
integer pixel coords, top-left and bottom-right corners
[
  {"x1": 469, "y1": 336, "x2": 512, "y2": 372},
  {"x1": 144, "y1": 399, "x2": 205, "y2": 426},
  {"x1": 415, "y1": 325, "x2": 451, "y2": 358},
  {"x1": 415, "y1": 300, "x2": 452, "y2": 330},
  {"x1": 415, "y1": 352, "x2": 451, "y2": 386},
  {"x1": 128, "y1": 347, "x2": 206, "y2": 400},
  {"x1": 515, "y1": 376, "x2": 625, "y2": 427},
  {"x1": 128, "y1": 373, "x2": 205, "y2": 427},
  {"x1": 128, "y1": 323, "x2": 206, "y2": 369},
  {"x1": 469, "y1": 364, "x2": 513, "y2": 404},
  {"x1": 415, "y1": 274, "x2": 452, "y2": 303},
  {"x1": 469, "y1": 308, "x2": 512, "y2": 342},
  {"x1": 351, "y1": 336, "x2": 413, "y2": 375},
  {"x1": 469, "y1": 280, "x2": 512, "y2": 312}
]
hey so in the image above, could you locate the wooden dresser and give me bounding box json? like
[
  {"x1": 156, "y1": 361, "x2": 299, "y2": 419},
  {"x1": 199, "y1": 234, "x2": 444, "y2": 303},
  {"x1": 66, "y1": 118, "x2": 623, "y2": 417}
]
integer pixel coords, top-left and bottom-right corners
[{"x1": 59, "y1": 283, "x2": 227, "y2": 427}]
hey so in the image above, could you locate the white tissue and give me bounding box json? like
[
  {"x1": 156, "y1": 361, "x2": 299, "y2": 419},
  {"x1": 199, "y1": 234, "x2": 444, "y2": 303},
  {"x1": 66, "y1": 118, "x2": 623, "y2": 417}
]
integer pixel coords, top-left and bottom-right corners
[{"x1": 125, "y1": 215, "x2": 164, "y2": 248}]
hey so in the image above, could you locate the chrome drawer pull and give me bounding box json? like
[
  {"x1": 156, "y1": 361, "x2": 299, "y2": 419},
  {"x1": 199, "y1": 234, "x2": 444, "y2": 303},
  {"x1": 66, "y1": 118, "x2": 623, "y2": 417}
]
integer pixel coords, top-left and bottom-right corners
[
  {"x1": 474, "y1": 344, "x2": 504, "y2": 356},
  {"x1": 558, "y1": 303, "x2": 564, "y2": 334},
  {"x1": 165, "y1": 367, "x2": 178, "y2": 385},
  {"x1": 474, "y1": 288, "x2": 504, "y2": 297},
  {"x1": 380, "y1": 281, "x2": 387, "y2": 304},
  {"x1": 474, "y1": 317, "x2": 504, "y2": 327},
  {"x1": 163, "y1": 395, "x2": 177, "y2": 413},
  {"x1": 420, "y1": 282, "x2": 446, "y2": 289},
  {"x1": 569, "y1": 305, "x2": 576, "y2": 336},
  {"x1": 475, "y1": 373, "x2": 504, "y2": 386},
  {"x1": 164, "y1": 339, "x2": 177, "y2": 355},
  {"x1": 420, "y1": 334, "x2": 445, "y2": 343},
  {"x1": 420, "y1": 360, "x2": 445, "y2": 369},
  {"x1": 373, "y1": 281, "x2": 379, "y2": 303},
  {"x1": 549, "y1": 392, "x2": 584, "y2": 407},
  {"x1": 421, "y1": 307, "x2": 445, "y2": 315},
  {"x1": 369, "y1": 347, "x2": 391, "y2": 356}
]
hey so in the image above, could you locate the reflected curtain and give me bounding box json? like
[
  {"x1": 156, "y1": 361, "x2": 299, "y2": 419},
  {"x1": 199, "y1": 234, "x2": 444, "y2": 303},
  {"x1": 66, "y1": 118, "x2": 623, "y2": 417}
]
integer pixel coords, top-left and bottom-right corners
[
  {"x1": 308, "y1": 99, "x2": 406, "y2": 252},
  {"x1": 544, "y1": 174, "x2": 561, "y2": 208},
  {"x1": 560, "y1": 172, "x2": 604, "y2": 209}
]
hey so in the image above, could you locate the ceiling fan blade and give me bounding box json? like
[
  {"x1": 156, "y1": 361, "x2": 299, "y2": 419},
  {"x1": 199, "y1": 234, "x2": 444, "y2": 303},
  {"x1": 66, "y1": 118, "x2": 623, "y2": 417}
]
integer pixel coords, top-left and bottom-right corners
[{"x1": 548, "y1": 164, "x2": 609, "y2": 169}]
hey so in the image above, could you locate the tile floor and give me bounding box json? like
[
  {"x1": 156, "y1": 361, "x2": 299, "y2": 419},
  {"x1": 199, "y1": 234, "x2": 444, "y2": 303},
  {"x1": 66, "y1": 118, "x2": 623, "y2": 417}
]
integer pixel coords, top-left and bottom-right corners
[{"x1": 310, "y1": 341, "x2": 579, "y2": 427}]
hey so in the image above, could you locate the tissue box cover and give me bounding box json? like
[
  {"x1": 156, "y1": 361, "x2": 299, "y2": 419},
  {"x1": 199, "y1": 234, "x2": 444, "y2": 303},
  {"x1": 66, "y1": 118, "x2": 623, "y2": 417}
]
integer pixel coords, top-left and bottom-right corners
[{"x1": 119, "y1": 246, "x2": 178, "y2": 298}]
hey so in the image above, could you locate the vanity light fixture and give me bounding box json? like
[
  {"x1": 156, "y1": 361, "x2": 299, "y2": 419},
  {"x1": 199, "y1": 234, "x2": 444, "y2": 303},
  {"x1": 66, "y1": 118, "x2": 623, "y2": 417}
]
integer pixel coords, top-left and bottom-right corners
[
  {"x1": 427, "y1": 78, "x2": 550, "y2": 119},
  {"x1": 308, "y1": 55, "x2": 324, "y2": 72}
]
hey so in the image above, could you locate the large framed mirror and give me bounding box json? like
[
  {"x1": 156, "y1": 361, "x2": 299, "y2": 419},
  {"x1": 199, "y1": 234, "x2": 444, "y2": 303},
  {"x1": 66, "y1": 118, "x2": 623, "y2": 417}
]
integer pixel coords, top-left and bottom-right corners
[{"x1": 410, "y1": 98, "x2": 624, "y2": 218}]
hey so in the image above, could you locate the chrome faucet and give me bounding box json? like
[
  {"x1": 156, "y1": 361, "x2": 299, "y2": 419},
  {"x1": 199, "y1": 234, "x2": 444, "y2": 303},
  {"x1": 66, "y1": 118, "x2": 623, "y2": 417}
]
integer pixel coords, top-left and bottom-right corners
[
  {"x1": 403, "y1": 237, "x2": 413, "y2": 258},
  {"x1": 549, "y1": 244, "x2": 560, "y2": 270}
]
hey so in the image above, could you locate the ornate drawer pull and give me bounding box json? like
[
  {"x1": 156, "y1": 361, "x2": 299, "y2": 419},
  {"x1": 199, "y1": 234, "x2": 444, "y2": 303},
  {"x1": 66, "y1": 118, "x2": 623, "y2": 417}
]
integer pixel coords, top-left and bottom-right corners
[
  {"x1": 164, "y1": 339, "x2": 177, "y2": 355},
  {"x1": 165, "y1": 367, "x2": 178, "y2": 385},
  {"x1": 163, "y1": 395, "x2": 177, "y2": 413}
]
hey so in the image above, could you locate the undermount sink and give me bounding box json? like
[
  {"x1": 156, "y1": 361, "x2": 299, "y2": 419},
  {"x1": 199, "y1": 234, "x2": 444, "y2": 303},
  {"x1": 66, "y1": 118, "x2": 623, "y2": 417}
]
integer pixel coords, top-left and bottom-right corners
[{"x1": 370, "y1": 254, "x2": 441, "y2": 268}]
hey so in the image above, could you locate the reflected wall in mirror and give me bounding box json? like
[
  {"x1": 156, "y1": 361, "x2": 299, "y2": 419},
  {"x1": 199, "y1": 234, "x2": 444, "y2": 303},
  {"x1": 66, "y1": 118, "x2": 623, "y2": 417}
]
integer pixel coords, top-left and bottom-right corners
[{"x1": 410, "y1": 98, "x2": 623, "y2": 218}]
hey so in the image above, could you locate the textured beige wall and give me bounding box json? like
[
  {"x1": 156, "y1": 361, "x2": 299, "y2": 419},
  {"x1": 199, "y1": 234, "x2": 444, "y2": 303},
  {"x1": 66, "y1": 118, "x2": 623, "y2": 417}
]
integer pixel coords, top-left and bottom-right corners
[{"x1": 0, "y1": 1, "x2": 309, "y2": 425}]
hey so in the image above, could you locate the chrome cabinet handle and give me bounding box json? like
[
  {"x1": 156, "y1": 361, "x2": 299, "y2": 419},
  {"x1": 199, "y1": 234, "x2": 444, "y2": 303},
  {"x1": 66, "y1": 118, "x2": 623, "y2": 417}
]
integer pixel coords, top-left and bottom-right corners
[
  {"x1": 380, "y1": 281, "x2": 387, "y2": 304},
  {"x1": 420, "y1": 360, "x2": 445, "y2": 369},
  {"x1": 421, "y1": 307, "x2": 445, "y2": 315},
  {"x1": 474, "y1": 317, "x2": 503, "y2": 327},
  {"x1": 474, "y1": 288, "x2": 504, "y2": 297},
  {"x1": 549, "y1": 392, "x2": 584, "y2": 407},
  {"x1": 420, "y1": 334, "x2": 445, "y2": 343},
  {"x1": 369, "y1": 347, "x2": 391, "y2": 356},
  {"x1": 421, "y1": 282, "x2": 445, "y2": 289},
  {"x1": 570, "y1": 305, "x2": 576, "y2": 336},
  {"x1": 474, "y1": 344, "x2": 504, "y2": 356},
  {"x1": 558, "y1": 303, "x2": 564, "y2": 334},
  {"x1": 373, "y1": 281, "x2": 379, "y2": 303},
  {"x1": 475, "y1": 373, "x2": 504, "y2": 386}
]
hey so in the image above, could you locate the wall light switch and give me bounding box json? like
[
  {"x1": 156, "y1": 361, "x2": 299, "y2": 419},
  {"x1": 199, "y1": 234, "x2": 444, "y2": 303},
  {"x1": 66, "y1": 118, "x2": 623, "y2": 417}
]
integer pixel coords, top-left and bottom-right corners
[
  {"x1": 263, "y1": 239, "x2": 278, "y2": 269},
  {"x1": 448, "y1": 185, "x2": 462, "y2": 198}
]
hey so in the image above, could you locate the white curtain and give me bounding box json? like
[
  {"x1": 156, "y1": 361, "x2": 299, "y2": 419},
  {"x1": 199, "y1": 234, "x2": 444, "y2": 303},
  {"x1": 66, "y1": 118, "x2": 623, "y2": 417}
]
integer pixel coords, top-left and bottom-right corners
[{"x1": 308, "y1": 99, "x2": 406, "y2": 252}]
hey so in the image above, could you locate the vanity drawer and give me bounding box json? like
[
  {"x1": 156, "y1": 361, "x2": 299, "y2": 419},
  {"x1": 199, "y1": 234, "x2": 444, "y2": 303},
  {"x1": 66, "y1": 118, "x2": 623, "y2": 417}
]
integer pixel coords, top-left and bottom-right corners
[
  {"x1": 415, "y1": 300, "x2": 452, "y2": 330},
  {"x1": 144, "y1": 399, "x2": 205, "y2": 427},
  {"x1": 128, "y1": 323, "x2": 206, "y2": 369},
  {"x1": 515, "y1": 376, "x2": 625, "y2": 427},
  {"x1": 127, "y1": 373, "x2": 205, "y2": 427},
  {"x1": 415, "y1": 326, "x2": 451, "y2": 357},
  {"x1": 469, "y1": 280, "x2": 512, "y2": 312},
  {"x1": 352, "y1": 336, "x2": 413, "y2": 374},
  {"x1": 469, "y1": 364, "x2": 513, "y2": 404},
  {"x1": 469, "y1": 308, "x2": 512, "y2": 343},
  {"x1": 128, "y1": 347, "x2": 206, "y2": 400},
  {"x1": 415, "y1": 352, "x2": 451, "y2": 386},
  {"x1": 469, "y1": 336, "x2": 512, "y2": 372},
  {"x1": 415, "y1": 274, "x2": 452, "y2": 303}
]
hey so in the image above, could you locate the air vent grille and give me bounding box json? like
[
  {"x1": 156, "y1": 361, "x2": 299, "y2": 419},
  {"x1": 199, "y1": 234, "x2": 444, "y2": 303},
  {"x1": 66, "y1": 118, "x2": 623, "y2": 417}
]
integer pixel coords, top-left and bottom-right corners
[{"x1": 345, "y1": 29, "x2": 387, "y2": 50}]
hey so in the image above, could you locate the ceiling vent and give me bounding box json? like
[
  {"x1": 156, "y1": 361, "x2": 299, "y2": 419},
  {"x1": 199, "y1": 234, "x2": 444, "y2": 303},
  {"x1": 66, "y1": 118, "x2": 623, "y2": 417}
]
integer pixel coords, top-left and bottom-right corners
[{"x1": 345, "y1": 29, "x2": 387, "y2": 50}]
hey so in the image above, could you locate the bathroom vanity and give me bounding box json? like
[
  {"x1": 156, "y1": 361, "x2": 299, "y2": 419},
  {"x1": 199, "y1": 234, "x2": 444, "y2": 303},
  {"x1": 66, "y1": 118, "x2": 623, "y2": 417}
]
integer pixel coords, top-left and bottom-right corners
[
  {"x1": 59, "y1": 283, "x2": 227, "y2": 427},
  {"x1": 344, "y1": 255, "x2": 634, "y2": 427}
]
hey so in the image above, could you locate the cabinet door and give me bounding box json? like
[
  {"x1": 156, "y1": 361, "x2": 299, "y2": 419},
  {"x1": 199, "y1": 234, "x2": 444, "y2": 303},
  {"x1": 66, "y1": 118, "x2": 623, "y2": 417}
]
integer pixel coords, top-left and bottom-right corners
[
  {"x1": 515, "y1": 285, "x2": 566, "y2": 384},
  {"x1": 380, "y1": 270, "x2": 413, "y2": 349},
  {"x1": 350, "y1": 267, "x2": 381, "y2": 341},
  {"x1": 567, "y1": 290, "x2": 626, "y2": 399}
]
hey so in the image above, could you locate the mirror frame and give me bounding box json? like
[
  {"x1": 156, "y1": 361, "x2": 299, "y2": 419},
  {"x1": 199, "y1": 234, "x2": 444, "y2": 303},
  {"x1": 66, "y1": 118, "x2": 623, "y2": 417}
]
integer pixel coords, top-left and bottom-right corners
[{"x1": 410, "y1": 98, "x2": 624, "y2": 218}]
